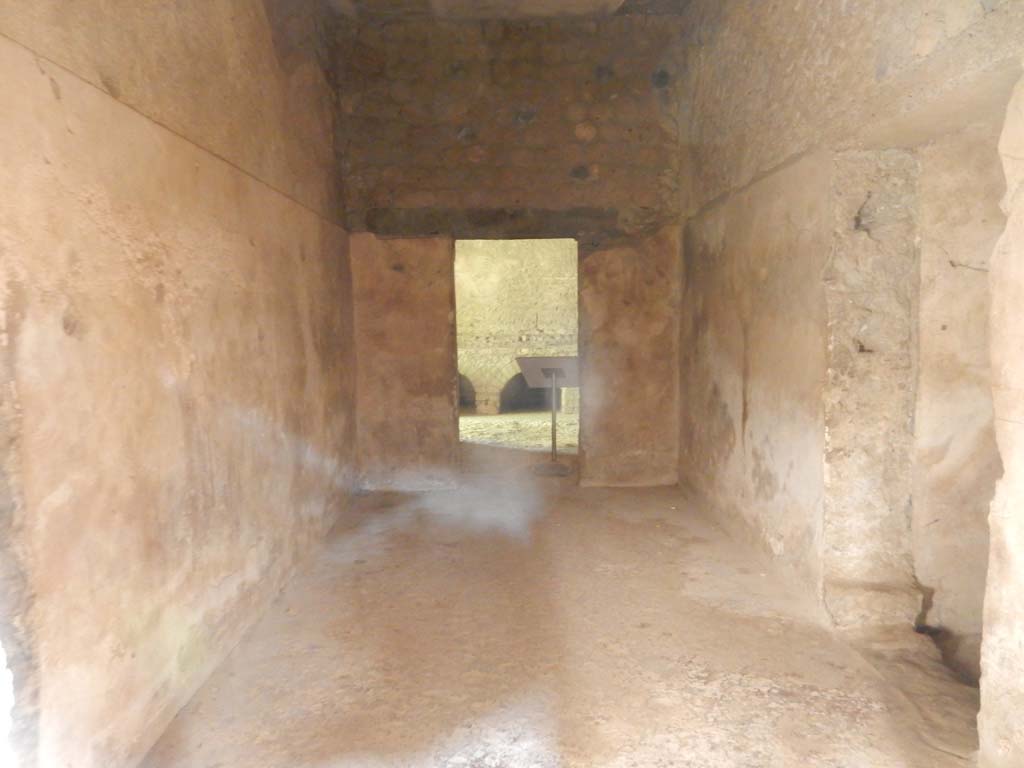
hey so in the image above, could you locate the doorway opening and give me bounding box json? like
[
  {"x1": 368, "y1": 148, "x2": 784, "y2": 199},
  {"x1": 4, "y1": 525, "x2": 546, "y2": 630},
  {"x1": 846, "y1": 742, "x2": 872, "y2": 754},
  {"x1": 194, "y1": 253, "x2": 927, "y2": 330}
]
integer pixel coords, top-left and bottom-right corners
[{"x1": 455, "y1": 239, "x2": 579, "y2": 454}]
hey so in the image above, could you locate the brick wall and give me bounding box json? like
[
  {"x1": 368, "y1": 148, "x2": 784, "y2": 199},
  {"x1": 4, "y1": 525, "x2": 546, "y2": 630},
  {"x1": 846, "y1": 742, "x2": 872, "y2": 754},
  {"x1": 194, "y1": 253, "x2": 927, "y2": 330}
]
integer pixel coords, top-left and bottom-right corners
[{"x1": 334, "y1": 16, "x2": 684, "y2": 237}]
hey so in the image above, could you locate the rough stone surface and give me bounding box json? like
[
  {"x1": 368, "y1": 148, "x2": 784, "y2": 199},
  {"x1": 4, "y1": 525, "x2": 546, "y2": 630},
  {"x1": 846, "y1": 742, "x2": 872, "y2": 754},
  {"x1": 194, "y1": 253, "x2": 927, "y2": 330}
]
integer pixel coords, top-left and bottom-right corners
[
  {"x1": 142, "y1": 456, "x2": 978, "y2": 768},
  {"x1": 580, "y1": 226, "x2": 679, "y2": 486},
  {"x1": 978, "y1": 69, "x2": 1024, "y2": 768},
  {"x1": 352, "y1": 234, "x2": 459, "y2": 491},
  {"x1": 679, "y1": 154, "x2": 830, "y2": 591},
  {"x1": 334, "y1": 16, "x2": 683, "y2": 235},
  {"x1": 823, "y1": 150, "x2": 921, "y2": 629},
  {"x1": 913, "y1": 122, "x2": 1006, "y2": 682},
  {"x1": 675, "y1": 0, "x2": 1024, "y2": 213},
  {"x1": 674, "y1": 4, "x2": 1024, "y2": 703},
  {"x1": 0, "y1": 25, "x2": 353, "y2": 768},
  {"x1": 455, "y1": 239, "x2": 577, "y2": 414}
]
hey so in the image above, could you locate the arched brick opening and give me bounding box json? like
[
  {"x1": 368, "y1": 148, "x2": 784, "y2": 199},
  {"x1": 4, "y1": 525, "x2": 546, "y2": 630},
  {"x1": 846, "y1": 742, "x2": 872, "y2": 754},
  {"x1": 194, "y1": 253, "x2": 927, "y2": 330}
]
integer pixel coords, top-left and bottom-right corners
[
  {"x1": 498, "y1": 373, "x2": 559, "y2": 414},
  {"x1": 458, "y1": 373, "x2": 476, "y2": 411}
]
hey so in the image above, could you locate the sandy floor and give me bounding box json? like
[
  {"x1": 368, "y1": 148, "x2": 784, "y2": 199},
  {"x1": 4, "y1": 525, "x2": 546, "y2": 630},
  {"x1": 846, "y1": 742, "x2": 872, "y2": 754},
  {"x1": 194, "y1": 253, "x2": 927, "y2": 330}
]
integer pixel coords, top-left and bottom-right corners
[
  {"x1": 144, "y1": 446, "x2": 977, "y2": 768},
  {"x1": 460, "y1": 411, "x2": 579, "y2": 454}
]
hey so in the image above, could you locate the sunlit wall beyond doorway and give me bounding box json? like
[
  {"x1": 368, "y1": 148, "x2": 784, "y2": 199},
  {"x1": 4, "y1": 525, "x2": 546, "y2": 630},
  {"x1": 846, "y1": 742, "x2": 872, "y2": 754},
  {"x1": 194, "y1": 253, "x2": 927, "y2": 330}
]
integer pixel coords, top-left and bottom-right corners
[{"x1": 455, "y1": 239, "x2": 579, "y2": 453}]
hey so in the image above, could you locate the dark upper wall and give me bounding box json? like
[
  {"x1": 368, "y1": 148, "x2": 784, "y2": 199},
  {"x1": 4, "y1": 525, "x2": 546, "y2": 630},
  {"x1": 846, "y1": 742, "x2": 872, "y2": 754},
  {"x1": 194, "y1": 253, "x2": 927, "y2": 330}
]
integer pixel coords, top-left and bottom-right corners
[{"x1": 333, "y1": 15, "x2": 685, "y2": 238}]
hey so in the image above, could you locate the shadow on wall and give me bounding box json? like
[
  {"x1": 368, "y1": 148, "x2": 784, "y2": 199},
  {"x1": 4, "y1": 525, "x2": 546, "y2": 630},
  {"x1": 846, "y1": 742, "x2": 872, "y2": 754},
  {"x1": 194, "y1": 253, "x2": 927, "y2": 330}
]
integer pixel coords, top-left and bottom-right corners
[
  {"x1": 499, "y1": 374, "x2": 560, "y2": 413},
  {"x1": 458, "y1": 373, "x2": 476, "y2": 411}
]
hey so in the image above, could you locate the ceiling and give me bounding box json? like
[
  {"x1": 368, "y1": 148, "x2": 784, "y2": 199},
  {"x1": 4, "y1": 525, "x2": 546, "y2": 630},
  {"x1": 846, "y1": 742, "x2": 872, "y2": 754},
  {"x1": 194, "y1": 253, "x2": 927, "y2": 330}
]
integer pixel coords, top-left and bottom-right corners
[{"x1": 329, "y1": 0, "x2": 689, "y2": 21}]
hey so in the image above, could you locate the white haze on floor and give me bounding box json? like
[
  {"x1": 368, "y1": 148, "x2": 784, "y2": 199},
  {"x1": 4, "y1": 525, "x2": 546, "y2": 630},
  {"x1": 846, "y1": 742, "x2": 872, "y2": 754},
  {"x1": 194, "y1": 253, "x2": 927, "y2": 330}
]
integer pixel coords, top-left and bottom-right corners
[
  {"x1": 414, "y1": 474, "x2": 546, "y2": 540},
  {"x1": 327, "y1": 472, "x2": 549, "y2": 571}
]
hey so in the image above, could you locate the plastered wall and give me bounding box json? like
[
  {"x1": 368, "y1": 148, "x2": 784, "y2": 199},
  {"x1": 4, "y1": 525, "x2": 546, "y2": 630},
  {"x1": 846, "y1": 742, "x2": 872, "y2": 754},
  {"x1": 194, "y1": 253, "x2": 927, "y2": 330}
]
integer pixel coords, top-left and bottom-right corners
[
  {"x1": 0, "y1": 0, "x2": 338, "y2": 216},
  {"x1": 679, "y1": 155, "x2": 830, "y2": 589},
  {"x1": 455, "y1": 239, "x2": 578, "y2": 414},
  {"x1": 354, "y1": 229, "x2": 678, "y2": 489},
  {"x1": 581, "y1": 226, "x2": 680, "y2": 487},
  {"x1": 0, "y1": 4, "x2": 352, "y2": 767},
  {"x1": 352, "y1": 234, "x2": 459, "y2": 491}
]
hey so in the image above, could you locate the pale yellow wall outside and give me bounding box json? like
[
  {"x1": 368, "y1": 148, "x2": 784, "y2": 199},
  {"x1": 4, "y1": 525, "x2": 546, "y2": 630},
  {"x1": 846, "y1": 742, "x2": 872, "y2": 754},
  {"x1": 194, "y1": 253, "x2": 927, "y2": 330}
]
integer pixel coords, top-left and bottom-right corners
[{"x1": 455, "y1": 239, "x2": 578, "y2": 414}]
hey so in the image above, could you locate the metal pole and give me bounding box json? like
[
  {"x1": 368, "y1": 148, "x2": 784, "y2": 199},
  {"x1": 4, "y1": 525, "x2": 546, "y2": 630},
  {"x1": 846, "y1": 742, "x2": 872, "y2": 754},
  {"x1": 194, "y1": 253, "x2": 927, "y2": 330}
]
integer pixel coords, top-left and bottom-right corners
[{"x1": 550, "y1": 373, "x2": 558, "y2": 463}]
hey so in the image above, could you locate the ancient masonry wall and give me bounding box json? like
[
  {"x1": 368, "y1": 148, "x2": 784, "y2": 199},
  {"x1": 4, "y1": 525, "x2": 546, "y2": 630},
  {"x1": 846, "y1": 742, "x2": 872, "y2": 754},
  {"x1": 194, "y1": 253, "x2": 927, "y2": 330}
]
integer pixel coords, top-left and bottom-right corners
[
  {"x1": 0, "y1": 4, "x2": 352, "y2": 767},
  {"x1": 679, "y1": 154, "x2": 831, "y2": 590},
  {"x1": 676, "y1": 0, "x2": 1024, "y2": 708},
  {"x1": 352, "y1": 234, "x2": 459, "y2": 491},
  {"x1": 979, "y1": 70, "x2": 1024, "y2": 768},
  {"x1": 335, "y1": 15, "x2": 685, "y2": 489},
  {"x1": 581, "y1": 226, "x2": 680, "y2": 487},
  {"x1": 913, "y1": 121, "x2": 1006, "y2": 683},
  {"x1": 334, "y1": 15, "x2": 684, "y2": 236},
  {"x1": 675, "y1": 0, "x2": 1024, "y2": 215},
  {"x1": 823, "y1": 150, "x2": 920, "y2": 629}
]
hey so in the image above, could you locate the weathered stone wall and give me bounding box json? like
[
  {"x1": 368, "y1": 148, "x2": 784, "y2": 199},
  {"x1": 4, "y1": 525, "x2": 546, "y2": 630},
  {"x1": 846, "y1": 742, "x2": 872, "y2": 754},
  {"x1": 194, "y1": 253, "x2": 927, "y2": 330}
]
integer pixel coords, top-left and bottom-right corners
[
  {"x1": 824, "y1": 151, "x2": 920, "y2": 628},
  {"x1": 581, "y1": 226, "x2": 679, "y2": 487},
  {"x1": 679, "y1": 155, "x2": 830, "y2": 589},
  {"x1": 334, "y1": 15, "x2": 683, "y2": 237},
  {"x1": 455, "y1": 239, "x2": 577, "y2": 414},
  {"x1": 0, "y1": 4, "x2": 350, "y2": 767},
  {"x1": 352, "y1": 234, "x2": 459, "y2": 490},
  {"x1": 676, "y1": 0, "x2": 1023, "y2": 633},
  {"x1": 913, "y1": 122, "x2": 1005, "y2": 682},
  {"x1": 675, "y1": 0, "x2": 1024, "y2": 214},
  {"x1": 979, "y1": 70, "x2": 1024, "y2": 768}
]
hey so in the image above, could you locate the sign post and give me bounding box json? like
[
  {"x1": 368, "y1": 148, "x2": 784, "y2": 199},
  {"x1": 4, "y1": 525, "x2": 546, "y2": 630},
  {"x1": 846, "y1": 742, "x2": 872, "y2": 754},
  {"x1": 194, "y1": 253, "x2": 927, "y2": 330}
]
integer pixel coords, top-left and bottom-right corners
[{"x1": 515, "y1": 356, "x2": 579, "y2": 476}]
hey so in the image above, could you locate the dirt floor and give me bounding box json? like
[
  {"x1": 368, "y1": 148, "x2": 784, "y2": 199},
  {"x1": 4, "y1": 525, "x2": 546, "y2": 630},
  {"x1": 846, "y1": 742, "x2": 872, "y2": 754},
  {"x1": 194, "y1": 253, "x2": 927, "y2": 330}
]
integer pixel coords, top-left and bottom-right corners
[
  {"x1": 459, "y1": 412, "x2": 579, "y2": 454},
  {"x1": 143, "y1": 445, "x2": 978, "y2": 768}
]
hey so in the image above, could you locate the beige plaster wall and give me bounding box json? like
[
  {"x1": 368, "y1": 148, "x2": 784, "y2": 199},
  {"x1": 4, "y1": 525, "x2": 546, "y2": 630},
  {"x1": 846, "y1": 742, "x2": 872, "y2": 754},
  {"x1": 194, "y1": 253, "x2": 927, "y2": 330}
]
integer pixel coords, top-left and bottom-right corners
[
  {"x1": 352, "y1": 234, "x2": 459, "y2": 490},
  {"x1": 679, "y1": 155, "x2": 830, "y2": 589},
  {"x1": 581, "y1": 226, "x2": 680, "y2": 487},
  {"x1": 913, "y1": 122, "x2": 1006, "y2": 681},
  {"x1": 455, "y1": 239, "x2": 578, "y2": 414},
  {"x1": 979, "y1": 70, "x2": 1024, "y2": 768},
  {"x1": 0, "y1": 0, "x2": 338, "y2": 217},
  {"x1": 0, "y1": 5, "x2": 351, "y2": 768}
]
